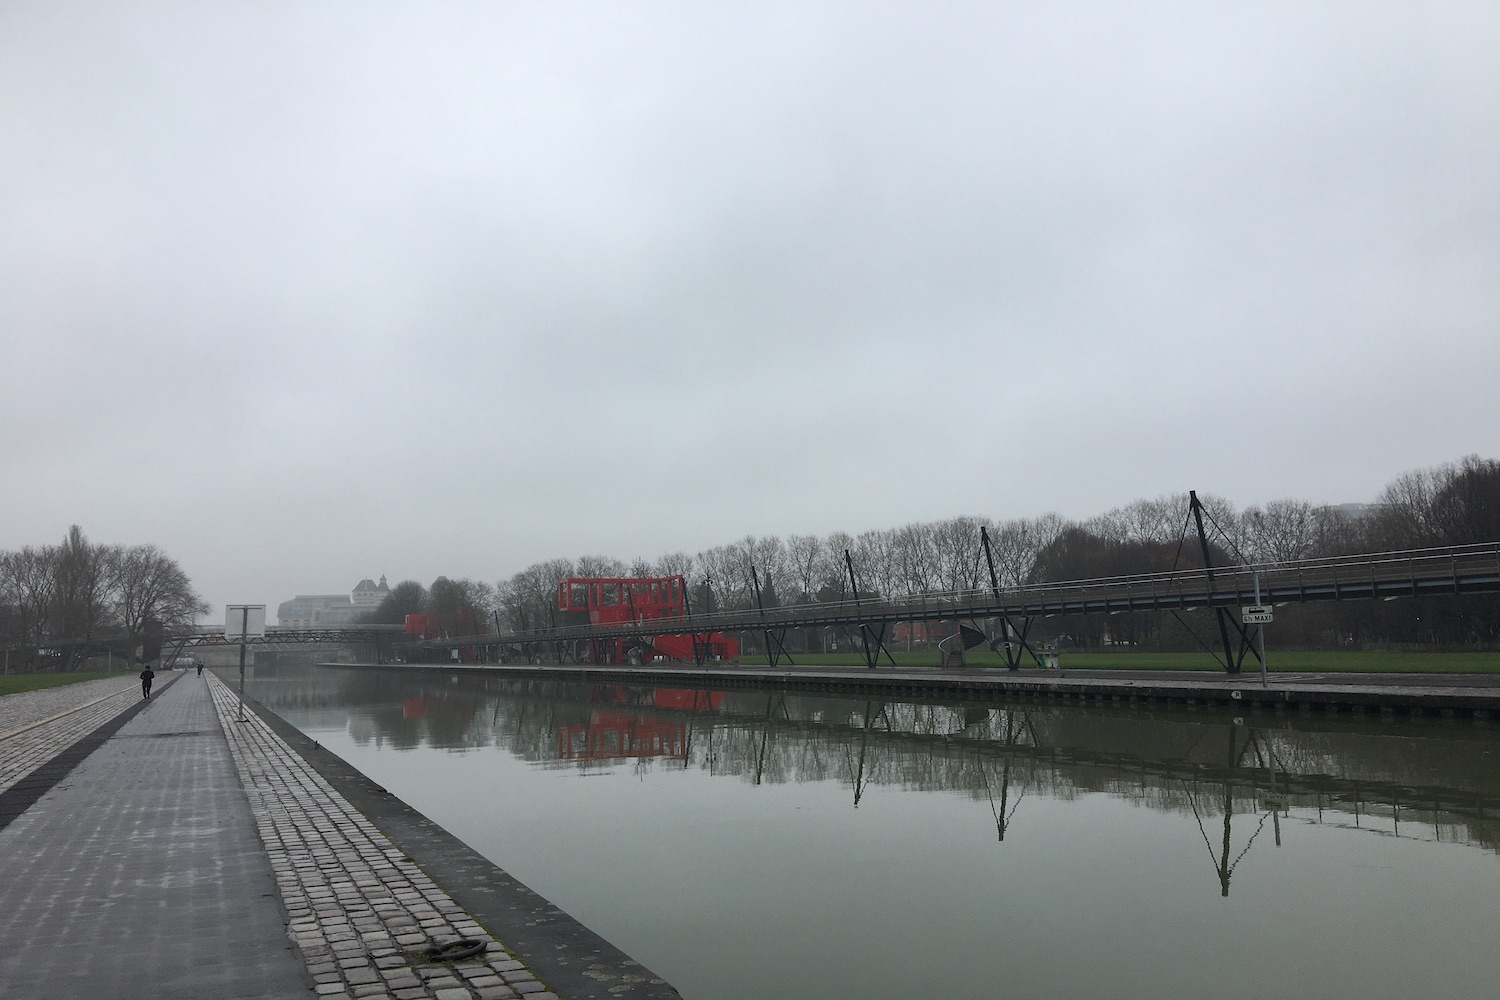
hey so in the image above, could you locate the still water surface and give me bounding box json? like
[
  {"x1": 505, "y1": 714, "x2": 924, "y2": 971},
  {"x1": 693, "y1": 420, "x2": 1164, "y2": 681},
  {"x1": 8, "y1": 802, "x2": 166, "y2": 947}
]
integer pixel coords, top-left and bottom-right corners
[{"x1": 252, "y1": 666, "x2": 1500, "y2": 1000}]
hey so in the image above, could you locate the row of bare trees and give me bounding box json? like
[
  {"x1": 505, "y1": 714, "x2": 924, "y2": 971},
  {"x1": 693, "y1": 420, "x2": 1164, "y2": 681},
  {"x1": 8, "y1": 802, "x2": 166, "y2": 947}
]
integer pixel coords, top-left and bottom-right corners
[
  {"x1": 0, "y1": 525, "x2": 207, "y2": 670},
  {"x1": 368, "y1": 455, "x2": 1498, "y2": 650}
]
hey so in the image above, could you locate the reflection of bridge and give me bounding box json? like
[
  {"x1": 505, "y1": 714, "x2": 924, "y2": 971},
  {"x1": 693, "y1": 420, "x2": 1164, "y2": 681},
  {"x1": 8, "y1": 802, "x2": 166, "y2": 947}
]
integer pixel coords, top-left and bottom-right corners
[
  {"x1": 594, "y1": 690, "x2": 1500, "y2": 895},
  {"x1": 441, "y1": 542, "x2": 1500, "y2": 673},
  {"x1": 245, "y1": 667, "x2": 1500, "y2": 896}
]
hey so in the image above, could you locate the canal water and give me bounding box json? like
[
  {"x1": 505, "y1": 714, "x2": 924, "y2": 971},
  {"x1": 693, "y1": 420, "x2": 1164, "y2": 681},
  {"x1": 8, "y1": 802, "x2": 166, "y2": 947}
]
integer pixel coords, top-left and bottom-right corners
[{"x1": 250, "y1": 665, "x2": 1500, "y2": 1000}]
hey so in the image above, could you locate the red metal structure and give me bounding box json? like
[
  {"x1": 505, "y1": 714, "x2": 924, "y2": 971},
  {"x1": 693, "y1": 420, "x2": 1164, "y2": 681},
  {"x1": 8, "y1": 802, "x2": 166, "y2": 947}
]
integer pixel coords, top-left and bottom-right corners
[{"x1": 556, "y1": 575, "x2": 739, "y2": 665}]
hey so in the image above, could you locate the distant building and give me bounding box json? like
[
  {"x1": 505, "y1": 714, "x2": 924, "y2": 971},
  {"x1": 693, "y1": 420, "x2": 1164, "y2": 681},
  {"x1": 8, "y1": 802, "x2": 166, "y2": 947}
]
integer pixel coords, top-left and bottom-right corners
[
  {"x1": 278, "y1": 575, "x2": 391, "y2": 627},
  {"x1": 1331, "y1": 503, "x2": 1376, "y2": 520},
  {"x1": 351, "y1": 575, "x2": 391, "y2": 608}
]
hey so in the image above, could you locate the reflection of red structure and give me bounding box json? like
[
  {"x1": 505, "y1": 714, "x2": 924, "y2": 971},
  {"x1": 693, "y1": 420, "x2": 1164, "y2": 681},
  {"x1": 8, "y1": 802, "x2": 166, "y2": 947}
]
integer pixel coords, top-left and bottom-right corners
[
  {"x1": 556, "y1": 575, "x2": 739, "y2": 665},
  {"x1": 558, "y1": 712, "x2": 686, "y2": 761},
  {"x1": 557, "y1": 688, "x2": 725, "y2": 761}
]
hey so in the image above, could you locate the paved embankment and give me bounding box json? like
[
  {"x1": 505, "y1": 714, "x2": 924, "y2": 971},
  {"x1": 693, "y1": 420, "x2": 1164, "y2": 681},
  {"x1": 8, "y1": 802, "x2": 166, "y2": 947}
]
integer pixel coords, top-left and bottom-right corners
[
  {"x1": 238, "y1": 684, "x2": 683, "y2": 1000},
  {"x1": 356, "y1": 661, "x2": 1500, "y2": 715},
  {"x1": 0, "y1": 670, "x2": 681, "y2": 1000},
  {"x1": 204, "y1": 673, "x2": 568, "y2": 1000},
  {"x1": 0, "y1": 670, "x2": 308, "y2": 999}
]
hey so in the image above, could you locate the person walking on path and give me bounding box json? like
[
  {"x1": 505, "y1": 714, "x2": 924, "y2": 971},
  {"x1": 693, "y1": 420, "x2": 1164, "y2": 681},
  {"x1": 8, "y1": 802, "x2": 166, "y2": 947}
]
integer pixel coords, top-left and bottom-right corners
[
  {"x1": 139, "y1": 664, "x2": 155, "y2": 700},
  {"x1": 196, "y1": 661, "x2": 203, "y2": 676}
]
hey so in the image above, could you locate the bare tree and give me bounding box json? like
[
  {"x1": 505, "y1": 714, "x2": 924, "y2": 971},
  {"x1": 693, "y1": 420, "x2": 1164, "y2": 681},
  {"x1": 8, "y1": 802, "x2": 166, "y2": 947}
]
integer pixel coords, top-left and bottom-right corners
[
  {"x1": 52, "y1": 526, "x2": 116, "y2": 667},
  {"x1": 818, "y1": 532, "x2": 855, "y2": 601},
  {"x1": 497, "y1": 558, "x2": 574, "y2": 631},
  {"x1": 784, "y1": 534, "x2": 822, "y2": 603},
  {"x1": 365, "y1": 580, "x2": 427, "y2": 626},
  {"x1": 1372, "y1": 464, "x2": 1445, "y2": 548},
  {"x1": 892, "y1": 523, "x2": 936, "y2": 594},
  {"x1": 746, "y1": 535, "x2": 788, "y2": 599},
  {"x1": 575, "y1": 554, "x2": 628, "y2": 578},
  {"x1": 654, "y1": 551, "x2": 696, "y2": 580},
  {"x1": 1428, "y1": 454, "x2": 1500, "y2": 545},
  {"x1": 112, "y1": 544, "x2": 208, "y2": 654},
  {"x1": 0, "y1": 545, "x2": 57, "y2": 651},
  {"x1": 930, "y1": 516, "x2": 986, "y2": 592},
  {"x1": 994, "y1": 514, "x2": 1069, "y2": 587},
  {"x1": 851, "y1": 529, "x2": 897, "y2": 598},
  {"x1": 1242, "y1": 499, "x2": 1321, "y2": 563},
  {"x1": 695, "y1": 545, "x2": 748, "y2": 610}
]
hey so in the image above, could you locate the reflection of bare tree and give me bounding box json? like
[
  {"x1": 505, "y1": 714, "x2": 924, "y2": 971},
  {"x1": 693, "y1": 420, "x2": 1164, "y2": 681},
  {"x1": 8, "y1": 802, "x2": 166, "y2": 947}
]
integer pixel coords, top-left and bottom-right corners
[
  {"x1": 249, "y1": 668, "x2": 1500, "y2": 855},
  {"x1": 841, "y1": 701, "x2": 892, "y2": 806}
]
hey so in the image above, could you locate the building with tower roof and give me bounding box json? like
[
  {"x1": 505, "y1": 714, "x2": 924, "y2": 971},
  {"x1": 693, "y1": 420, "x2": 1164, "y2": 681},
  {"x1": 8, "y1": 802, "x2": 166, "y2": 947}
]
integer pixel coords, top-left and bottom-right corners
[
  {"x1": 277, "y1": 576, "x2": 391, "y2": 627},
  {"x1": 351, "y1": 575, "x2": 392, "y2": 608}
]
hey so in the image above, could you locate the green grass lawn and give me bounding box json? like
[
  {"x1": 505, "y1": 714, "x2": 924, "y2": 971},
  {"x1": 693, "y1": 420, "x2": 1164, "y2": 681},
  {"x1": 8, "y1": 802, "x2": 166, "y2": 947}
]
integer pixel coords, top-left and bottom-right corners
[
  {"x1": 735, "y1": 650, "x2": 1500, "y2": 673},
  {"x1": 0, "y1": 671, "x2": 124, "y2": 698}
]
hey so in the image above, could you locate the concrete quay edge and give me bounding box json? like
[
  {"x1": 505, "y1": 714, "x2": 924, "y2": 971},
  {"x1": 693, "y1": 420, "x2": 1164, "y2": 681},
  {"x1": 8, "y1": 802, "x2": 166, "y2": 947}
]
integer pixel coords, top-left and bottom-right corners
[
  {"x1": 343, "y1": 661, "x2": 1500, "y2": 716},
  {"x1": 234, "y1": 681, "x2": 685, "y2": 1000}
]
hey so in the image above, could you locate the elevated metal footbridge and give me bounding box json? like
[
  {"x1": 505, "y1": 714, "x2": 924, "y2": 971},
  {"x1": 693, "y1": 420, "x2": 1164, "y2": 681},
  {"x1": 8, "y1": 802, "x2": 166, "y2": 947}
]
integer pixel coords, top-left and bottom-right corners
[{"x1": 442, "y1": 541, "x2": 1500, "y2": 675}]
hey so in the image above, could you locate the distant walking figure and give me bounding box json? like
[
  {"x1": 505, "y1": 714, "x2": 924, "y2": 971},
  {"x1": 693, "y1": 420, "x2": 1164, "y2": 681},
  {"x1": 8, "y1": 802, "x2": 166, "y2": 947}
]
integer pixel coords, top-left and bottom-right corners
[
  {"x1": 140, "y1": 666, "x2": 155, "y2": 700},
  {"x1": 196, "y1": 661, "x2": 204, "y2": 676}
]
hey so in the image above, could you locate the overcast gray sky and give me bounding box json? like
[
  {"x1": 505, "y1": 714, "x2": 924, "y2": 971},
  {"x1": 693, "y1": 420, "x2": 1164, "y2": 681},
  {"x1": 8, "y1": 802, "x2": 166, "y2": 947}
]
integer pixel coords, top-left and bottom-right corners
[{"x1": 3, "y1": 1, "x2": 1497, "y2": 618}]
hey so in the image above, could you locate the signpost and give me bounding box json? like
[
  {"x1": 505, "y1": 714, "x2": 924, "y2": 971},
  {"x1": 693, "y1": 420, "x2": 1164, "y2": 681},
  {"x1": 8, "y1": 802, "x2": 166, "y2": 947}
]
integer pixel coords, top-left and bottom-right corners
[
  {"x1": 225, "y1": 605, "x2": 267, "y2": 721},
  {"x1": 1243, "y1": 573, "x2": 1271, "y2": 687}
]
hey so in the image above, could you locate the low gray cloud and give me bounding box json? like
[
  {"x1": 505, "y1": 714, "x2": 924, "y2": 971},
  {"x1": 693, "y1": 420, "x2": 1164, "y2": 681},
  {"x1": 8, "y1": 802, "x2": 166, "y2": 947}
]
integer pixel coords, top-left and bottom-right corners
[{"x1": 3, "y1": 1, "x2": 1497, "y2": 615}]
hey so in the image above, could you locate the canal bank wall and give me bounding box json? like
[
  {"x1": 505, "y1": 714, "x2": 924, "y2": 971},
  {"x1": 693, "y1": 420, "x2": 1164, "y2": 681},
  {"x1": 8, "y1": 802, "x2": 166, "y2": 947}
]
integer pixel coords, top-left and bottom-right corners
[{"x1": 347, "y1": 662, "x2": 1500, "y2": 717}]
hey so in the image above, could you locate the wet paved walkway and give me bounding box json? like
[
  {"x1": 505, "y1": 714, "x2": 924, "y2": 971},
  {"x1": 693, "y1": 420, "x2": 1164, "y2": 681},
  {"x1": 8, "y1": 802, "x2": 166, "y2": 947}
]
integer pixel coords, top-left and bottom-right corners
[
  {"x1": 206, "y1": 673, "x2": 557, "y2": 1000},
  {"x1": 0, "y1": 674, "x2": 141, "y2": 802},
  {"x1": 0, "y1": 672, "x2": 561, "y2": 1000},
  {"x1": 0, "y1": 671, "x2": 310, "y2": 999},
  {"x1": 0, "y1": 673, "x2": 140, "y2": 734}
]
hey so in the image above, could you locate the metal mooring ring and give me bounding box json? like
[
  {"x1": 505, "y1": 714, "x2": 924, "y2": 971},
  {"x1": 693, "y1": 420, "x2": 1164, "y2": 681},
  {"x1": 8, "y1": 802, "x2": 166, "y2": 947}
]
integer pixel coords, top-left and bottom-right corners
[{"x1": 425, "y1": 938, "x2": 489, "y2": 962}]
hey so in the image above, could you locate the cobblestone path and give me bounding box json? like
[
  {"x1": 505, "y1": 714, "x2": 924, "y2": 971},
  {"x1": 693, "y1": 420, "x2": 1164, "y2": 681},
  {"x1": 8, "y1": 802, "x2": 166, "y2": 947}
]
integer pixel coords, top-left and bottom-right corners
[
  {"x1": 207, "y1": 673, "x2": 560, "y2": 1000},
  {"x1": 0, "y1": 670, "x2": 310, "y2": 999},
  {"x1": 0, "y1": 674, "x2": 140, "y2": 797}
]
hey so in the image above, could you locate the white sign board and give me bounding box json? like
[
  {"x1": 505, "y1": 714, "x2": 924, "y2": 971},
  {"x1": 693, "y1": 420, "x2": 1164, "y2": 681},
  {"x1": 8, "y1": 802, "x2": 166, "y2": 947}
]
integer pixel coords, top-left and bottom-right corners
[
  {"x1": 1241, "y1": 605, "x2": 1274, "y2": 625},
  {"x1": 224, "y1": 605, "x2": 268, "y2": 640}
]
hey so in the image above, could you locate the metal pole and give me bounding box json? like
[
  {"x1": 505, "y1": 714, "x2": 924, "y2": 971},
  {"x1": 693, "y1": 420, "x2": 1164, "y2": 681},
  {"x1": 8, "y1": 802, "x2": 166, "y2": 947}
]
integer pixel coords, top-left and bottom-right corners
[
  {"x1": 1269, "y1": 737, "x2": 1282, "y2": 847},
  {"x1": 238, "y1": 606, "x2": 249, "y2": 722},
  {"x1": 1192, "y1": 490, "x2": 1239, "y2": 675},
  {"x1": 1255, "y1": 572, "x2": 1268, "y2": 688}
]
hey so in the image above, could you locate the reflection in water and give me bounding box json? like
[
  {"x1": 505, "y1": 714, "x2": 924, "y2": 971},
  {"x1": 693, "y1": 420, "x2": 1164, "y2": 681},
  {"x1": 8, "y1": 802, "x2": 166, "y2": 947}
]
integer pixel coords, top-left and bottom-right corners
[
  {"x1": 249, "y1": 665, "x2": 1500, "y2": 1000},
  {"x1": 251, "y1": 665, "x2": 1500, "y2": 875}
]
